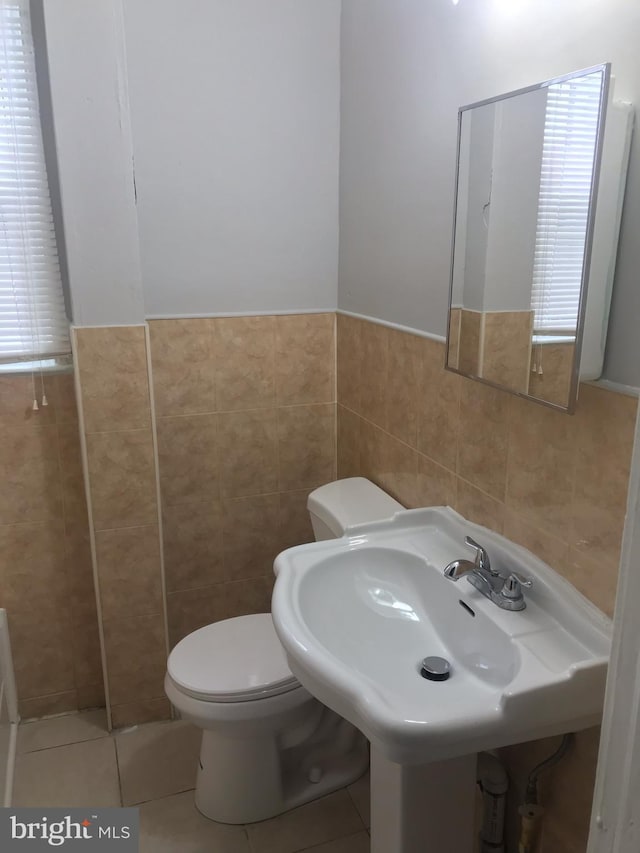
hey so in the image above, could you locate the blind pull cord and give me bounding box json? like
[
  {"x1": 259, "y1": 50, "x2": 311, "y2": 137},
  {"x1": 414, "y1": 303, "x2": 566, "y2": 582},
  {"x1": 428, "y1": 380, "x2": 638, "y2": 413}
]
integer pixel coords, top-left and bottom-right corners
[
  {"x1": 30, "y1": 364, "x2": 49, "y2": 412},
  {"x1": 31, "y1": 369, "x2": 38, "y2": 411},
  {"x1": 40, "y1": 368, "x2": 48, "y2": 407}
]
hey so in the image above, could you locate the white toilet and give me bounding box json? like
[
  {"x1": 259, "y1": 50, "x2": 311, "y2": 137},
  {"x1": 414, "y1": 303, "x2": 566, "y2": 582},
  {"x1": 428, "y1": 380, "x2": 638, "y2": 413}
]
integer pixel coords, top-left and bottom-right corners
[{"x1": 165, "y1": 477, "x2": 403, "y2": 824}]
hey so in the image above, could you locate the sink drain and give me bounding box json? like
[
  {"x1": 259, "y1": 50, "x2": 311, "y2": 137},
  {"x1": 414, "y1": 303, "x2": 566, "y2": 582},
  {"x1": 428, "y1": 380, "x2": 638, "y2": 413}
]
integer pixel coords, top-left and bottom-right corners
[{"x1": 420, "y1": 656, "x2": 451, "y2": 682}]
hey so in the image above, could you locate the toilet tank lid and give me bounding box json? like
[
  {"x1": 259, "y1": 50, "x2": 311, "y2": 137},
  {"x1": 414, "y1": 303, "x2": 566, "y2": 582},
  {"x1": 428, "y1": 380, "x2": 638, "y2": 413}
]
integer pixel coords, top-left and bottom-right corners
[{"x1": 307, "y1": 477, "x2": 404, "y2": 536}]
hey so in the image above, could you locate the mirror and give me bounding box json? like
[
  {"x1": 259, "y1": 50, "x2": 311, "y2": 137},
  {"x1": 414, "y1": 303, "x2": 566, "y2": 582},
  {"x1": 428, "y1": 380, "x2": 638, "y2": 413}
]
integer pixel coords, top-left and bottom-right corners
[{"x1": 446, "y1": 65, "x2": 610, "y2": 412}]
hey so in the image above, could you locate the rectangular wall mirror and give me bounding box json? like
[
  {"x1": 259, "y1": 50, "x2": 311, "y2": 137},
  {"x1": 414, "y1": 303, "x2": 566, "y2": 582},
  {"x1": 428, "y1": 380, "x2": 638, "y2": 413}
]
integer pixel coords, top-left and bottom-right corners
[{"x1": 446, "y1": 63, "x2": 631, "y2": 413}]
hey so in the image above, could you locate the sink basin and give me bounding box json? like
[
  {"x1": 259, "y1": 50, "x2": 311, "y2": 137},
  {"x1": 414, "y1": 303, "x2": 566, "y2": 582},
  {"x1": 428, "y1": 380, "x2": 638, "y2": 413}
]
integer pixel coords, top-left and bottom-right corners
[
  {"x1": 298, "y1": 545, "x2": 519, "y2": 692},
  {"x1": 272, "y1": 506, "x2": 611, "y2": 765}
]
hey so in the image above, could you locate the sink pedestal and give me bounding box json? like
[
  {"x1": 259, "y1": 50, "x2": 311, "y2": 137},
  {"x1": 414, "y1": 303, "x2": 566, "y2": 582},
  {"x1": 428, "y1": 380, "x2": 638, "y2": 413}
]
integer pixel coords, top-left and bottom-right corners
[{"x1": 370, "y1": 749, "x2": 477, "y2": 853}]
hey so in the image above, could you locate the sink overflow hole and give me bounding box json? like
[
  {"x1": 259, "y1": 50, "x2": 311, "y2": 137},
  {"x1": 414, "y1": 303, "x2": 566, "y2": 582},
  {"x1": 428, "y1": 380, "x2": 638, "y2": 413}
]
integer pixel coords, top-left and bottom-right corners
[{"x1": 459, "y1": 600, "x2": 476, "y2": 617}]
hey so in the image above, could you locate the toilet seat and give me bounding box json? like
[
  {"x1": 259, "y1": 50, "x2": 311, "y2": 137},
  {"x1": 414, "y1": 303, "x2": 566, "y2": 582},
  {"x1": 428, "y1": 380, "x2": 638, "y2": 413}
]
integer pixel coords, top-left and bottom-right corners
[{"x1": 167, "y1": 613, "x2": 299, "y2": 703}]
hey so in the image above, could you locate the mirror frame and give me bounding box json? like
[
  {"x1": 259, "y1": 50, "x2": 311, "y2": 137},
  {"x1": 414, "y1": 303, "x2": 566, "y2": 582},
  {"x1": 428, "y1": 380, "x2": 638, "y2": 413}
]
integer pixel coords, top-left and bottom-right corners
[{"x1": 445, "y1": 63, "x2": 611, "y2": 413}]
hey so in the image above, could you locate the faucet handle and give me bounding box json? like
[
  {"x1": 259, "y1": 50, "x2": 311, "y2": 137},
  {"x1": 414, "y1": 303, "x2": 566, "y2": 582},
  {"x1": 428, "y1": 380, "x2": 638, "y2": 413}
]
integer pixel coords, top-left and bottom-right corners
[
  {"x1": 502, "y1": 572, "x2": 534, "y2": 600},
  {"x1": 508, "y1": 571, "x2": 533, "y2": 589},
  {"x1": 464, "y1": 536, "x2": 493, "y2": 574}
]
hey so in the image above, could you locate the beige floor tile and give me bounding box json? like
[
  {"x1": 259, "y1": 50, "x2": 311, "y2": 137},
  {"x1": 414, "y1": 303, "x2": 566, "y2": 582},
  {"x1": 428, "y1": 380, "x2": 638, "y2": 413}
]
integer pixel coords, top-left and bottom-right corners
[
  {"x1": 116, "y1": 720, "x2": 201, "y2": 805},
  {"x1": 246, "y1": 790, "x2": 364, "y2": 853},
  {"x1": 18, "y1": 709, "x2": 108, "y2": 754},
  {"x1": 139, "y1": 791, "x2": 250, "y2": 853},
  {"x1": 347, "y1": 772, "x2": 370, "y2": 828},
  {"x1": 13, "y1": 738, "x2": 120, "y2": 807},
  {"x1": 304, "y1": 831, "x2": 370, "y2": 853}
]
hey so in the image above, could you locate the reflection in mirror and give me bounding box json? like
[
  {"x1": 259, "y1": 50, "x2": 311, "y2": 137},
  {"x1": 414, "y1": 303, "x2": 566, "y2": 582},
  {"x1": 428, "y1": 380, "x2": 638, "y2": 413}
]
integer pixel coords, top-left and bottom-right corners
[{"x1": 447, "y1": 66, "x2": 610, "y2": 411}]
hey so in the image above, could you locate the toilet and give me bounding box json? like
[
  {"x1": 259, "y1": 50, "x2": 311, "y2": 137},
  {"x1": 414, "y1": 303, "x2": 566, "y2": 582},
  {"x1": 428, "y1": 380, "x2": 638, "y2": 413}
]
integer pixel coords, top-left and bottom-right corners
[{"x1": 165, "y1": 477, "x2": 403, "y2": 824}]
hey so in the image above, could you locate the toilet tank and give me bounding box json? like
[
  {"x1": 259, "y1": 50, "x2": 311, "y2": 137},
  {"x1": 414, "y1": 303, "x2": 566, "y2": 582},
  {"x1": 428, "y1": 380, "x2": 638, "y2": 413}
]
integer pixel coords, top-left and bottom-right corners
[{"x1": 307, "y1": 477, "x2": 404, "y2": 541}]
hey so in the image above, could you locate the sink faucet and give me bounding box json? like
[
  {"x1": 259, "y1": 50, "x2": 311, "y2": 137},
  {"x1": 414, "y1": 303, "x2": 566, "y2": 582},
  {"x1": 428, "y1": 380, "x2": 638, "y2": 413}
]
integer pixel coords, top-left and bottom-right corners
[{"x1": 444, "y1": 536, "x2": 532, "y2": 611}]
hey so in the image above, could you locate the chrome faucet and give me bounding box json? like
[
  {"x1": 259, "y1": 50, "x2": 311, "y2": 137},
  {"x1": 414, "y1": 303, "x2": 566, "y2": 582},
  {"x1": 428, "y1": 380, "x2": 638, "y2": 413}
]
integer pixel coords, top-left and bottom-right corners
[{"x1": 444, "y1": 536, "x2": 532, "y2": 611}]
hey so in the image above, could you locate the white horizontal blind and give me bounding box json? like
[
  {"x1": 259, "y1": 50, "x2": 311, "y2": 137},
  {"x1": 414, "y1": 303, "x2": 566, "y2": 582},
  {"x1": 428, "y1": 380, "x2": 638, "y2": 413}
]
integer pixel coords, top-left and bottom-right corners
[
  {"x1": 531, "y1": 72, "x2": 602, "y2": 333},
  {"x1": 0, "y1": 0, "x2": 69, "y2": 362}
]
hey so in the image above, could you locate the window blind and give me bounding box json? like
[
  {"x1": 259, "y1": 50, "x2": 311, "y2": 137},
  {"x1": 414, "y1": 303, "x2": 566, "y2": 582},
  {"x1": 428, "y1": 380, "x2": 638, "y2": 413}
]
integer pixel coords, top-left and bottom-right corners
[
  {"x1": 0, "y1": 0, "x2": 69, "y2": 362},
  {"x1": 530, "y1": 72, "x2": 602, "y2": 334}
]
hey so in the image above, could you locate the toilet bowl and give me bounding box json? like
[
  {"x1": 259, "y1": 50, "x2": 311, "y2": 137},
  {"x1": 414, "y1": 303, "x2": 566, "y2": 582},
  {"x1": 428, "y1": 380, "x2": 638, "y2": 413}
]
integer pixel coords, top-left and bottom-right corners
[{"x1": 166, "y1": 477, "x2": 403, "y2": 824}]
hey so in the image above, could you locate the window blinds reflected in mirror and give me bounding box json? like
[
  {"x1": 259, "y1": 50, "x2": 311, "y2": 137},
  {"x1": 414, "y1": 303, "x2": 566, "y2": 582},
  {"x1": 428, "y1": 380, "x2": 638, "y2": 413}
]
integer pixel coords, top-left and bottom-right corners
[{"x1": 531, "y1": 73, "x2": 602, "y2": 336}]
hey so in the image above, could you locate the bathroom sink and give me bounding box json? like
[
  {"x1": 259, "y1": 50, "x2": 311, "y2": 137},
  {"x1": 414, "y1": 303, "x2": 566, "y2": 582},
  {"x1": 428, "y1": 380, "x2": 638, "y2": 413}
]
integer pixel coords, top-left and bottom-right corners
[{"x1": 272, "y1": 507, "x2": 611, "y2": 765}]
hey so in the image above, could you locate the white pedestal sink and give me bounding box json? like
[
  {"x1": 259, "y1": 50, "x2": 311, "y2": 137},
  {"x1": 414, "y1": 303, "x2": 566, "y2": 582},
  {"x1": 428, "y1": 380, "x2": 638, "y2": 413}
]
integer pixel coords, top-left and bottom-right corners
[{"x1": 272, "y1": 507, "x2": 611, "y2": 852}]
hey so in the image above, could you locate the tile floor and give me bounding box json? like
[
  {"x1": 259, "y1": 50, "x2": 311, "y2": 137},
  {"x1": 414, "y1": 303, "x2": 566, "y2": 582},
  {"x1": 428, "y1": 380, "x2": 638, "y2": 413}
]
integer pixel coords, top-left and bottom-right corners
[{"x1": 13, "y1": 710, "x2": 371, "y2": 853}]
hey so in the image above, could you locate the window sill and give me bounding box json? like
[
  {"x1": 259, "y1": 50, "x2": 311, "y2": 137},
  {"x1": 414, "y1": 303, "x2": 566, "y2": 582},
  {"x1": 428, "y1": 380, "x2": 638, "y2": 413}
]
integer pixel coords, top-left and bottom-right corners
[
  {"x1": 532, "y1": 335, "x2": 576, "y2": 346},
  {"x1": 0, "y1": 355, "x2": 73, "y2": 376}
]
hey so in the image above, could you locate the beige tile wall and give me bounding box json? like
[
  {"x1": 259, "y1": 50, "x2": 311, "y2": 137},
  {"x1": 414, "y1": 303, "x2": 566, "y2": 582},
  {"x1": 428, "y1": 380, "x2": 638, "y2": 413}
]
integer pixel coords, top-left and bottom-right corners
[
  {"x1": 336, "y1": 312, "x2": 638, "y2": 853},
  {"x1": 482, "y1": 310, "x2": 533, "y2": 394},
  {"x1": 458, "y1": 308, "x2": 482, "y2": 375},
  {"x1": 13, "y1": 312, "x2": 631, "y2": 845},
  {"x1": 0, "y1": 371, "x2": 103, "y2": 718},
  {"x1": 74, "y1": 327, "x2": 170, "y2": 728},
  {"x1": 529, "y1": 341, "x2": 575, "y2": 408},
  {"x1": 451, "y1": 309, "x2": 534, "y2": 396},
  {"x1": 447, "y1": 307, "x2": 461, "y2": 370},
  {"x1": 67, "y1": 315, "x2": 335, "y2": 728},
  {"x1": 148, "y1": 314, "x2": 336, "y2": 649},
  {"x1": 67, "y1": 309, "x2": 633, "y2": 847}
]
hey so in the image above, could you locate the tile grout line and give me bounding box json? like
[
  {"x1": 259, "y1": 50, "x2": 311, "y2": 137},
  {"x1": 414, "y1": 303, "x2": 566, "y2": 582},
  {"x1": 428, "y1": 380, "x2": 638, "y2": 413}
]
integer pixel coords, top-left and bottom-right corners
[
  {"x1": 153, "y1": 400, "x2": 337, "y2": 422},
  {"x1": 123, "y1": 784, "x2": 196, "y2": 809},
  {"x1": 71, "y1": 329, "x2": 113, "y2": 732},
  {"x1": 18, "y1": 734, "x2": 108, "y2": 756},
  {"x1": 166, "y1": 573, "x2": 276, "y2": 599},
  {"x1": 345, "y1": 782, "x2": 367, "y2": 825},
  {"x1": 81, "y1": 425, "x2": 152, "y2": 437},
  {"x1": 92, "y1": 521, "x2": 160, "y2": 535},
  {"x1": 113, "y1": 735, "x2": 124, "y2": 807},
  {"x1": 342, "y1": 382, "x2": 508, "y2": 514},
  {"x1": 16, "y1": 714, "x2": 111, "y2": 758},
  {"x1": 144, "y1": 323, "x2": 172, "y2": 674},
  {"x1": 295, "y1": 829, "x2": 369, "y2": 852},
  {"x1": 273, "y1": 318, "x2": 284, "y2": 509},
  {"x1": 338, "y1": 401, "x2": 460, "y2": 487},
  {"x1": 212, "y1": 316, "x2": 228, "y2": 613},
  {"x1": 50, "y1": 419, "x2": 81, "y2": 711}
]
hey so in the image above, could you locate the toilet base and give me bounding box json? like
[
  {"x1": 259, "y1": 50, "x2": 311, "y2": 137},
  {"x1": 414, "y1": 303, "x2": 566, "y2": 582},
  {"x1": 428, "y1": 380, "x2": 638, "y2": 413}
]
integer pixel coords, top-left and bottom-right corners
[{"x1": 194, "y1": 709, "x2": 369, "y2": 824}]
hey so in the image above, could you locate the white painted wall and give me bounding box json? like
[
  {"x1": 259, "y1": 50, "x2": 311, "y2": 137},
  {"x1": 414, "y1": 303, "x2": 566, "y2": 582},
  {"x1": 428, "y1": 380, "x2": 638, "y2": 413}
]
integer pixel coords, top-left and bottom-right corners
[
  {"x1": 455, "y1": 90, "x2": 545, "y2": 314},
  {"x1": 450, "y1": 116, "x2": 470, "y2": 309},
  {"x1": 42, "y1": 0, "x2": 340, "y2": 323},
  {"x1": 483, "y1": 90, "x2": 546, "y2": 313},
  {"x1": 461, "y1": 104, "x2": 494, "y2": 313},
  {"x1": 42, "y1": 0, "x2": 145, "y2": 326},
  {"x1": 123, "y1": 0, "x2": 341, "y2": 318},
  {"x1": 339, "y1": 0, "x2": 640, "y2": 386}
]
